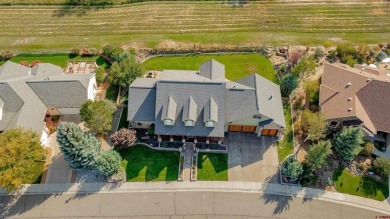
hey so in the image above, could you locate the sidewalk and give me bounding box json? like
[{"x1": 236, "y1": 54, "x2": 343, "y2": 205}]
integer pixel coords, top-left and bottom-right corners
[{"x1": 1, "y1": 181, "x2": 388, "y2": 214}]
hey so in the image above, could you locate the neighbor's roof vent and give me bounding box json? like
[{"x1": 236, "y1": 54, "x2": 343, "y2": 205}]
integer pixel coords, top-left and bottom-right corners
[
  {"x1": 348, "y1": 97, "x2": 352, "y2": 101},
  {"x1": 346, "y1": 82, "x2": 352, "y2": 87},
  {"x1": 348, "y1": 108, "x2": 353, "y2": 112},
  {"x1": 269, "y1": 95, "x2": 273, "y2": 100}
]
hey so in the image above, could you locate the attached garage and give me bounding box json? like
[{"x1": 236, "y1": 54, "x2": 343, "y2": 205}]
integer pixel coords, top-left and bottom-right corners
[
  {"x1": 261, "y1": 129, "x2": 279, "y2": 136},
  {"x1": 228, "y1": 125, "x2": 257, "y2": 133}
]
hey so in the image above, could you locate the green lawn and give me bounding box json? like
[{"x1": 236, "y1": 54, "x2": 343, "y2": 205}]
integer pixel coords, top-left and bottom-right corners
[
  {"x1": 117, "y1": 107, "x2": 129, "y2": 130},
  {"x1": 197, "y1": 153, "x2": 228, "y2": 181},
  {"x1": 276, "y1": 104, "x2": 294, "y2": 164},
  {"x1": 120, "y1": 145, "x2": 179, "y2": 182},
  {"x1": 333, "y1": 168, "x2": 389, "y2": 201},
  {"x1": 142, "y1": 54, "x2": 277, "y2": 83},
  {"x1": 1, "y1": 54, "x2": 110, "y2": 68}
]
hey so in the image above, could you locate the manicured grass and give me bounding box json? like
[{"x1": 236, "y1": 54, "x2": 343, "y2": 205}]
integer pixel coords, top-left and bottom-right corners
[
  {"x1": 0, "y1": 2, "x2": 389, "y2": 50},
  {"x1": 197, "y1": 153, "x2": 228, "y2": 181},
  {"x1": 120, "y1": 145, "x2": 179, "y2": 182},
  {"x1": 333, "y1": 168, "x2": 389, "y2": 201},
  {"x1": 2, "y1": 54, "x2": 110, "y2": 68},
  {"x1": 117, "y1": 107, "x2": 129, "y2": 130},
  {"x1": 143, "y1": 54, "x2": 277, "y2": 83},
  {"x1": 276, "y1": 104, "x2": 294, "y2": 164}
]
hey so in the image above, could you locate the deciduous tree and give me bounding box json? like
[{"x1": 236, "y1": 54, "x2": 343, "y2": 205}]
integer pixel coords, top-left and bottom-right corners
[
  {"x1": 108, "y1": 57, "x2": 143, "y2": 88},
  {"x1": 301, "y1": 110, "x2": 327, "y2": 142},
  {"x1": 79, "y1": 100, "x2": 116, "y2": 135},
  {"x1": 0, "y1": 128, "x2": 45, "y2": 192},
  {"x1": 291, "y1": 55, "x2": 317, "y2": 77}
]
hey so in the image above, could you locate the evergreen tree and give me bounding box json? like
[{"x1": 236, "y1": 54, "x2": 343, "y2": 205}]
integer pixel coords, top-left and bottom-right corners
[
  {"x1": 280, "y1": 74, "x2": 298, "y2": 97},
  {"x1": 95, "y1": 150, "x2": 122, "y2": 176},
  {"x1": 304, "y1": 140, "x2": 332, "y2": 170},
  {"x1": 281, "y1": 156, "x2": 303, "y2": 180},
  {"x1": 333, "y1": 126, "x2": 364, "y2": 162},
  {"x1": 56, "y1": 122, "x2": 101, "y2": 170}
]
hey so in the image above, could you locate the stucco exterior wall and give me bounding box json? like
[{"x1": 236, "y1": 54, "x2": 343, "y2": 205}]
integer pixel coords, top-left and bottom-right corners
[{"x1": 88, "y1": 76, "x2": 97, "y2": 100}]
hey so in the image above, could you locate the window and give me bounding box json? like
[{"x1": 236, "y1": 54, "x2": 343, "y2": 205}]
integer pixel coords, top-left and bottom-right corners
[
  {"x1": 205, "y1": 121, "x2": 215, "y2": 127},
  {"x1": 253, "y1": 115, "x2": 261, "y2": 120},
  {"x1": 164, "y1": 119, "x2": 174, "y2": 126},
  {"x1": 185, "y1": 120, "x2": 195, "y2": 126}
]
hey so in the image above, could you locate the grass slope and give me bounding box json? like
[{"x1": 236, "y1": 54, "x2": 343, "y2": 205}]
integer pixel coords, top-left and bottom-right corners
[
  {"x1": 197, "y1": 153, "x2": 228, "y2": 181},
  {"x1": 0, "y1": 2, "x2": 389, "y2": 49},
  {"x1": 333, "y1": 168, "x2": 389, "y2": 201},
  {"x1": 142, "y1": 54, "x2": 277, "y2": 83},
  {"x1": 120, "y1": 145, "x2": 179, "y2": 182},
  {"x1": 276, "y1": 104, "x2": 294, "y2": 164}
]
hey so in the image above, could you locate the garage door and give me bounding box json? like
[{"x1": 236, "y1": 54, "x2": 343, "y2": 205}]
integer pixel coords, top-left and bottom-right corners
[
  {"x1": 228, "y1": 125, "x2": 257, "y2": 132},
  {"x1": 261, "y1": 129, "x2": 279, "y2": 136}
]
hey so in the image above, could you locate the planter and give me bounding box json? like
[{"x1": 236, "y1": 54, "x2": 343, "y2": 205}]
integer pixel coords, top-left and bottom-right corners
[
  {"x1": 190, "y1": 153, "x2": 198, "y2": 181},
  {"x1": 178, "y1": 154, "x2": 185, "y2": 181}
]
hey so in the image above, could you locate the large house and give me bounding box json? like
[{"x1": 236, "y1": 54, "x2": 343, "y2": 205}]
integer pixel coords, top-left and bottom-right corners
[
  {"x1": 320, "y1": 62, "x2": 390, "y2": 150},
  {"x1": 127, "y1": 60, "x2": 285, "y2": 143},
  {"x1": 0, "y1": 61, "x2": 97, "y2": 143}
]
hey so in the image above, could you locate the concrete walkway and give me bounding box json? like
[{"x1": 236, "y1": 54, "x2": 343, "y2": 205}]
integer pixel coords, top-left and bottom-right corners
[
  {"x1": 1, "y1": 181, "x2": 388, "y2": 215},
  {"x1": 182, "y1": 143, "x2": 195, "y2": 181}
]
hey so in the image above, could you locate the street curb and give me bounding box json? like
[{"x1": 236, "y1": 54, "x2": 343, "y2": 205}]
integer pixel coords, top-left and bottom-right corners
[{"x1": 1, "y1": 182, "x2": 389, "y2": 214}]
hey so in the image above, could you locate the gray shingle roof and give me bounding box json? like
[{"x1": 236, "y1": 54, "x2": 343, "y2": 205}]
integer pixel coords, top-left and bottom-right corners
[
  {"x1": 0, "y1": 61, "x2": 30, "y2": 80},
  {"x1": 130, "y1": 78, "x2": 157, "y2": 88},
  {"x1": 182, "y1": 96, "x2": 197, "y2": 122},
  {"x1": 236, "y1": 74, "x2": 286, "y2": 128},
  {"x1": 0, "y1": 83, "x2": 24, "y2": 131},
  {"x1": 160, "y1": 70, "x2": 212, "y2": 82},
  {"x1": 204, "y1": 97, "x2": 218, "y2": 122},
  {"x1": 162, "y1": 95, "x2": 177, "y2": 121},
  {"x1": 199, "y1": 59, "x2": 225, "y2": 82},
  {"x1": 224, "y1": 88, "x2": 258, "y2": 122},
  {"x1": 127, "y1": 87, "x2": 156, "y2": 122},
  {"x1": 154, "y1": 81, "x2": 226, "y2": 137},
  {"x1": 27, "y1": 80, "x2": 89, "y2": 108},
  {"x1": 31, "y1": 63, "x2": 63, "y2": 77}
]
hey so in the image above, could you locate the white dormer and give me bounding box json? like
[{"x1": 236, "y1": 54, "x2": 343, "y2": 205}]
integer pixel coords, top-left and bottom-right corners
[
  {"x1": 183, "y1": 96, "x2": 197, "y2": 127},
  {"x1": 162, "y1": 95, "x2": 177, "y2": 126},
  {"x1": 204, "y1": 97, "x2": 218, "y2": 128}
]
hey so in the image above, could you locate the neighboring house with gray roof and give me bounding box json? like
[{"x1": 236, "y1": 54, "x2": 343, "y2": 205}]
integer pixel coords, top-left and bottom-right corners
[
  {"x1": 0, "y1": 61, "x2": 97, "y2": 143},
  {"x1": 320, "y1": 62, "x2": 390, "y2": 152},
  {"x1": 128, "y1": 60, "x2": 285, "y2": 143}
]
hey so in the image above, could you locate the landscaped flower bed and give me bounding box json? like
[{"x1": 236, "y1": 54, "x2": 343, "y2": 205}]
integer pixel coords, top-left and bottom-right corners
[
  {"x1": 191, "y1": 153, "x2": 198, "y2": 181},
  {"x1": 178, "y1": 155, "x2": 185, "y2": 181},
  {"x1": 160, "y1": 141, "x2": 183, "y2": 149},
  {"x1": 196, "y1": 143, "x2": 227, "y2": 151}
]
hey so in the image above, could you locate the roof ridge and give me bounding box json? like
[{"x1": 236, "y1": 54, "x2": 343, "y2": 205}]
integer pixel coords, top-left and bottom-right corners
[{"x1": 319, "y1": 84, "x2": 339, "y2": 106}]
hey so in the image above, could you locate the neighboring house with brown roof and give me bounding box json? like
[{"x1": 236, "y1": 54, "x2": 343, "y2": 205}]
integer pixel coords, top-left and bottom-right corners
[
  {"x1": 127, "y1": 60, "x2": 286, "y2": 143},
  {"x1": 320, "y1": 62, "x2": 390, "y2": 151},
  {"x1": 0, "y1": 61, "x2": 97, "y2": 143}
]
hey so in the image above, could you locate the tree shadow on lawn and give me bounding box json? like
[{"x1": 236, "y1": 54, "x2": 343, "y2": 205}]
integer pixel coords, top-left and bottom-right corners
[
  {"x1": 198, "y1": 153, "x2": 228, "y2": 173},
  {"x1": 122, "y1": 146, "x2": 179, "y2": 182},
  {"x1": 52, "y1": 0, "x2": 113, "y2": 17}
]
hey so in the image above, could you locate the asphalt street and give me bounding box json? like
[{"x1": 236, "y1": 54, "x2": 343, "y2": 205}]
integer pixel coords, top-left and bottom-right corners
[{"x1": 0, "y1": 191, "x2": 384, "y2": 219}]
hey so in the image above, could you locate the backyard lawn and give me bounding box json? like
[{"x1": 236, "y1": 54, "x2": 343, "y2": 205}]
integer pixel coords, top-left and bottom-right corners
[
  {"x1": 333, "y1": 168, "x2": 389, "y2": 201},
  {"x1": 276, "y1": 104, "x2": 294, "y2": 164},
  {"x1": 120, "y1": 145, "x2": 179, "y2": 182},
  {"x1": 0, "y1": 54, "x2": 110, "y2": 68},
  {"x1": 142, "y1": 54, "x2": 278, "y2": 83},
  {"x1": 197, "y1": 153, "x2": 228, "y2": 181}
]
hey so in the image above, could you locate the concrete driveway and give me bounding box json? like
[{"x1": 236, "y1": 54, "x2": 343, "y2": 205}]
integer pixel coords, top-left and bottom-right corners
[{"x1": 226, "y1": 132, "x2": 279, "y2": 183}]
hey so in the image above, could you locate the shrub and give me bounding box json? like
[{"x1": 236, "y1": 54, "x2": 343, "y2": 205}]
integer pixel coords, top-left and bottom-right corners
[
  {"x1": 301, "y1": 110, "x2": 327, "y2": 142},
  {"x1": 30, "y1": 60, "x2": 40, "y2": 67},
  {"x1": 280, "y1": 74, "x2": 298, "y2": 97},
  {"x1": 360, "y1": 142, "x2": 374, "y2": 157},
  {"x1": 19, "y1": 61, "x2": 28, "y2": 66},
  {"x1": 386, "y1": 49, "x2": 390, "y2": 56},
  {"x1": 289, "y1": 50, "x2": 303, "y2": 66},
  {"x1": 95, "y1": 150, "x2": 122, "y2": 176},
  {"x1": 323, "y1": 40, "x2": 333, "y2": 49},
  {"x1": 326, "y1": 50, "x2": 337, "y2": 63},
  {"x1": 376, "y1": 51, "x2": 387, "y2": 62},
  {"x1": 95, "y1": 66, "x2": 105, "y2": 85},
  {"x1": 70, "y1": 48, "x2": 80, "y2": 56},
  {"x1": 103, "y1": 44, "x2": 115, "y2": 57},
  {"x1": 281, "y1": 156, "x2": 303, "y2": 180},
  {"x1": 336, "y1": 42, "x2": 360, "y2": 65},
  {"x1": 373, "y1": 157, "x2": 390, "y2": 180},
  {"x1": 51, "y1": 115, "x2": 60, "y2": 122},
  {"x1": 110, "y1": 128, "x2": 137, "y2": 149},
  {"x1": 314, "y1": 47, "x2": 324, "y2": 60},
  {"x1": 291, "y1": 55, "x2": 317, "y2": 77},
  {"x1": 304, "y1": 79, "x2": 319, "y2": 105},
  {"x1": 0, "y1": 50, "x2": 13, "y2": 61}
]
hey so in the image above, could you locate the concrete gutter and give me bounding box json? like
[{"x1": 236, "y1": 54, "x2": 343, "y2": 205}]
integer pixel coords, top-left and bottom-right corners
[{"x1": 0, "y1": 181, "x2": 388, "y2": 214}]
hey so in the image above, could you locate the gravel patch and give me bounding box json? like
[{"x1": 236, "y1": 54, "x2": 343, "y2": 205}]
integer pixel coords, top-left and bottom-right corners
[{"x1": 76, "y1": 169, "x2": 107, "y2": 183}]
